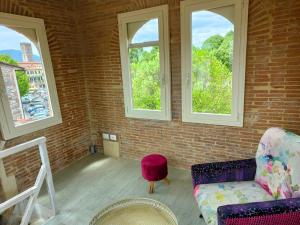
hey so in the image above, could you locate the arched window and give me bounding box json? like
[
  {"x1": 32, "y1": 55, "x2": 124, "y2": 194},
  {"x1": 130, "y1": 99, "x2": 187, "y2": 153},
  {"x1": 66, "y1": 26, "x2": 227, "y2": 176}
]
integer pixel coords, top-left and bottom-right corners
[
  {"x1": 0, "y1": 12, "x2": 61, "y2": 139},
  {"x1": 181, "y1": 0, "x2": 248, "y2": 126},
  {"x1": 191, "y1": 10, "x2": 234, "y2": 115},
  {"x1": 118, "y1": 5, "x2": 171, "y2": 120},
  {"x1": 129, "y1": 19, "x2": 159, "y2": 44}
]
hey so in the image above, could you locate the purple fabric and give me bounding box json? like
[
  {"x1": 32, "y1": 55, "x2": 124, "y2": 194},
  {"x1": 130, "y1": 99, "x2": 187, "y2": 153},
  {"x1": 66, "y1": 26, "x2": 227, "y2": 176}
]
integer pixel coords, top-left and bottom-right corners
[
  {"x1": 191, "y1": 129, "x2": 300, "y2": 224},
  {"x1": 217, "y1": 197, "x2": 300, "y2": 225},
  {"x1": 225, "y1": 212, "x2": 300, "y2": 225},
  {"x1": 191, "y1": 158, "x2": 256, "y2": 188},
  {"x1": 141, "y1": 154, "x2": 168, "y2": 181}
]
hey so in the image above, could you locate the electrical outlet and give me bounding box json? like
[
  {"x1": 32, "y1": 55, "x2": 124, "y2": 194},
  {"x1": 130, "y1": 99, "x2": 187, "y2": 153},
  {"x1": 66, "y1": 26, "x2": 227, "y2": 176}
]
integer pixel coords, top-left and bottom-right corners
[
  {"x1": 109, "y1": 134, "x2": 117, "y2": 141},
  {"x1": 102, "y1": 133, "x2": 110, "y2": 140}
]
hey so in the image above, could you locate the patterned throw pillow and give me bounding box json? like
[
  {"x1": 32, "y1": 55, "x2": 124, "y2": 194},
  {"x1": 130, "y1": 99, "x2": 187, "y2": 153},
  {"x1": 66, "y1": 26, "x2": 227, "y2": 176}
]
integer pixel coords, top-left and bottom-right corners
[{"x1": 255, "y1": 127, "x2": 300, "y2": 199}]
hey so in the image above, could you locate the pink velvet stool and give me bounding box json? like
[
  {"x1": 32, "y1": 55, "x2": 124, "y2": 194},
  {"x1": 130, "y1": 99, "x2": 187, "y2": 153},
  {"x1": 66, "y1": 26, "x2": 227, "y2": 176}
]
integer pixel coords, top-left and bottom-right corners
[{"x1": 141, "y1": 154, "x2": 170, "y2": 193}]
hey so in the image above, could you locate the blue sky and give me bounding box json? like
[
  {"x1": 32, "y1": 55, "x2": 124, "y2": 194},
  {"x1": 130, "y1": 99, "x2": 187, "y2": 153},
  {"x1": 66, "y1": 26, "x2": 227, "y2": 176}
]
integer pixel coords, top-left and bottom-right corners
[
  {"x1": 131, "y1": 11, "x2": 233, "y2": 47},
  {"x1": 0, "y1": 11, "x2": 233, "y2": 54},
  {"x1": 192, "y1": 11, "x2": 233, "y2": 47},
  {"x1": 131, "y1": 19, "x2": 158, "y2": 43},
  {"x1": 0, "y1": 25, "x2": 39, "y2": 55}
]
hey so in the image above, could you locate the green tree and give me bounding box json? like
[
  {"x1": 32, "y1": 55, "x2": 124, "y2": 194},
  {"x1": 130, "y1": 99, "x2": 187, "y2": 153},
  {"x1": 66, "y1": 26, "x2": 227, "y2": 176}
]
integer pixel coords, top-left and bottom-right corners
[
  {"x1": 191, "y1": 30, "x2": 234, "y2": 114},
  {"x1": 129, "y1": 46, "x2": 161, "y2": 110},
  {"x1": 0, "y1": 54, "x2": 16, "y2": 65},
  {"x1": 0, "y1": 54, "x2": 29, "y2": 96},
  {"x1": 126, "y1": 30, "x2": 234, "y2": 113},
  {"x1": 192, "y1": 48, "x2": 232, "y2": 114},
  {"x1": 129, "y1": 48, "x2": 143, "y2": 64},
  {"x1": 201, "y1": 34, "x2": 224, "y2": 51},
  {"x1": 215, "y1": 31, "x2": 233, "y2": 70},
  {"x1": 16, "y1": 70, "x2": 30, "y2": 97}
]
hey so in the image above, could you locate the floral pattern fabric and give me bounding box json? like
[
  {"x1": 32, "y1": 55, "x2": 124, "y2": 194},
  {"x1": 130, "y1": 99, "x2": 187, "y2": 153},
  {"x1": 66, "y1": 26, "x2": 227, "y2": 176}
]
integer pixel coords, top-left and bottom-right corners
[
  {"x1": 255, "y1": 127, "x2": 300, "y2": 199},
  {"x1": 194, "y1": 181, "x2": 273, "y2": 225}
]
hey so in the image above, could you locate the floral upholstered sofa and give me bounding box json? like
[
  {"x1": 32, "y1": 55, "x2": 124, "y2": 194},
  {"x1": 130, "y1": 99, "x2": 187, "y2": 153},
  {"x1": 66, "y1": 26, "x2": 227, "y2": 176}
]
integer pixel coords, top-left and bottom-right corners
[{"x1": 192, "y1": 127, "x2": 300, "y2": 225}]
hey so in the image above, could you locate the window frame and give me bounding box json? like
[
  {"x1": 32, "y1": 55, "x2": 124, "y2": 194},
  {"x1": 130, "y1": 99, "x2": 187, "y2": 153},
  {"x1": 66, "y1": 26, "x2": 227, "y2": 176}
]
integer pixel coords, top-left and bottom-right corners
[
  {"x1": 0, "y1": 12, "x2": 62, "y2": 140},
  {"x1": 181, "y1": 0, "x2": 248, "y2": 127},
  {"x1": 118, "y1": 5, "x2": 171, "y2": 121}
]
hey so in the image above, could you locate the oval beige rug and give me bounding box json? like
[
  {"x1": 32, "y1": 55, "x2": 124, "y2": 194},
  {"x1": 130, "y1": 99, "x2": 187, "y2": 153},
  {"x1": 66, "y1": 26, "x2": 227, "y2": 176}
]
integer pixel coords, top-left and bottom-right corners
[{"x1": 89, "y1": 198, "x2": 178, "y2": 225}]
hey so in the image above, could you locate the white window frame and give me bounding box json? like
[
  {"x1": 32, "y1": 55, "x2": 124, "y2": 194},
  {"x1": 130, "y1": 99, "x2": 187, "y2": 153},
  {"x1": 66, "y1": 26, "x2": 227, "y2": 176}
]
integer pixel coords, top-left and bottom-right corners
[
  {"x1": 118, "y1": 5, "x2": 171, "y2": 121},
  {"x1": 0, "y1": 12, "x2": 62, "y2": 140},
  {"x1": 181, "y1": 0, "x2": 248, "y2": 127}
]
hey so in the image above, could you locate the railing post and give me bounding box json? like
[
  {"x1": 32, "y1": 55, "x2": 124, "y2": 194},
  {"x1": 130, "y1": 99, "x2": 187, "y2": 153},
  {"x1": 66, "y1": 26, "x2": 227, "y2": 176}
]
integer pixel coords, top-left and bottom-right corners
[
  {"x1": 0, "y1": 137, "x2": 56, "y2": 225},
  {"x1": 21, "y1": 166, "x2": 47, "y2": 225},
  {"x1": 38, "y1": 141, "x2": 57, "y2": 215}
]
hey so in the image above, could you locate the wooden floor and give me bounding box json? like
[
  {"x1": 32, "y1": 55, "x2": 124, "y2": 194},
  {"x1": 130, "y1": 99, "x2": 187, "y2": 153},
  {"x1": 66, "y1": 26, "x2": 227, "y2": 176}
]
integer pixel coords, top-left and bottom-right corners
[{"x1": 39, "y1": 154, "x2": 205, "y2": 225}]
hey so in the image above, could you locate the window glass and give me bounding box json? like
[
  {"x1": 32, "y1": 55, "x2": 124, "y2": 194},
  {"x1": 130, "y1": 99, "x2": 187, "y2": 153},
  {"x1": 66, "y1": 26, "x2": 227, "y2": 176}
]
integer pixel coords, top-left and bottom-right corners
[
  {"x1": 128, "y1": 19, "x2": 159, "y2": 44},
  {"x1": 118, "y1": 5, "x2": 171, "y2": 121},
  {"x1": 191, "y1": 10, "x2": 234, "y2": 114},
  {"x1": 127, "y1": 18, "x2": 161, "y2": 111},
  {"x1": 0, "y1": 25, "x2": 53, "y2": 127},
  {"x1": 129, "y1": 46, "x2": 161, "y2": 110}
]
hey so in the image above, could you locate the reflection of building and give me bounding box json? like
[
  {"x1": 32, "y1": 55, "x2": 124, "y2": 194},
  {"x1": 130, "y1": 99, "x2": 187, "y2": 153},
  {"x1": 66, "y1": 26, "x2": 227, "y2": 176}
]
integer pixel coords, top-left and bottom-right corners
[
  {"x1": 19, "y1": 43, "x2": 45, "y2": 89},
  {"x1": 20, "y1": 42, "x2": 34, "y2": 62},
  {"x1": 0, "y1": 62, "x2": 24, "y2": 121},
  {"x1": 18, "y1": 62, "x2": 45, "y2": 89}
]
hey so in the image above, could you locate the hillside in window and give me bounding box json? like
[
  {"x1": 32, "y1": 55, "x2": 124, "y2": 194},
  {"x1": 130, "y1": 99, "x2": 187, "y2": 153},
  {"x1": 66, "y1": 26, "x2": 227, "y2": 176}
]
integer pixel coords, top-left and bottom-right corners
[{"x1": 0, "y1": 49, "x2": 40, "y2": 62}]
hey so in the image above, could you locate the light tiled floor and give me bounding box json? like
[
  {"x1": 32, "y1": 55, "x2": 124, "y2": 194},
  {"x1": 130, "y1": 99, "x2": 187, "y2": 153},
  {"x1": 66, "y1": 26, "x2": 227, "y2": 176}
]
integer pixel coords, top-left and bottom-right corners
[{"x1": 39, "y1": 154, "x2": 205, "y2": 225}]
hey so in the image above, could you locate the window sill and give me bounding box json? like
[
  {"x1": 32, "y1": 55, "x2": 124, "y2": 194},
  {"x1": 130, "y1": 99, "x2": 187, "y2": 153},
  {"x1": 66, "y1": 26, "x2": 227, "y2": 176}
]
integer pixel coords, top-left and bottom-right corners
[{"x1": 182, "y1": 113, "x2": 243, "y2": 127}]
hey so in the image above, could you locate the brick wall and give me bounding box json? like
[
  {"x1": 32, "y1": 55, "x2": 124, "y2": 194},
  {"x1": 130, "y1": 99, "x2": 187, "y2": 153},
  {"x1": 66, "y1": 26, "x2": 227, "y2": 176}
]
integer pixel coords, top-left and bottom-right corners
[
  {"x1": 0, "y1": 0, "x2": 91, "y2": 190},
  {"x1": 1, "y1": 64, "x2": 23, "y2": 121},
  {"x1": 77, "y1": 0, "x2": 300, "y2": 169},
  {"x1": 1, "y1": 0, "x2": 300, "y2": 193}
]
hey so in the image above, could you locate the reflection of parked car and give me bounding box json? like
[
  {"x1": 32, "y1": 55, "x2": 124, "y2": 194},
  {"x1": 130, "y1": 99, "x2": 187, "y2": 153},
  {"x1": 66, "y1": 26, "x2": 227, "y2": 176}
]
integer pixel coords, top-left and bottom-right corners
[
  {"x1": 31, "y1": 97, "x2": 44, "y2": 104},
  {"x1": 29, "y1": 108, "x2": 49, "y2": 117},
  {"x1": 27, "y1": 90, "x2": 36, "y2": 95},
  {"x1": 21, "y1": 96, "x2": 32, "y2": 104},
  {"x1": 37, "y1": 89, "x2": 48, "y2": 95},
  {"x1": 27, "y1": 104, "x2": 45, "y2": 113},
  {"x1": 32, "y1": 111, "x2": 49, "y2": 119},
  {"x1": 29, "y1": 101, "x2": 45, "y2": 107}
]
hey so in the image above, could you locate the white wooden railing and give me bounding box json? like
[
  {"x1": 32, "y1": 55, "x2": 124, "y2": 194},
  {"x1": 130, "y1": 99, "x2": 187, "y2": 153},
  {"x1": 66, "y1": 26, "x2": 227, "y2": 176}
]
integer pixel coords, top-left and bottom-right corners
[{"x1": 0, "y1": 137, "x2": 56, "y2": 225}]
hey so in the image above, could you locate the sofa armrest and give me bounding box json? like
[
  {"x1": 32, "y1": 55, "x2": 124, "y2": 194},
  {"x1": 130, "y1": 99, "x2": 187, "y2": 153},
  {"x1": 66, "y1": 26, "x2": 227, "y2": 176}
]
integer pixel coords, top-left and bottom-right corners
[
  {"x1": 217, "y1": 197, "x2": 300, "y2": 225},
  {"x1": 191, "y1": 158, "x2": 256, "y2": 188}
]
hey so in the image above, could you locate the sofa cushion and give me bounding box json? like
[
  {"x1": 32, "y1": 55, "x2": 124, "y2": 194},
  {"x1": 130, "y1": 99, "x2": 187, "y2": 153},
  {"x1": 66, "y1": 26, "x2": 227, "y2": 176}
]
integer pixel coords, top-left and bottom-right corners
[
  {"x1": 194, "y1": 181, "x2": 273, "y2": 225},
  {"x1": 255, "y1": 127, "x2": 300, "y2": 199}
]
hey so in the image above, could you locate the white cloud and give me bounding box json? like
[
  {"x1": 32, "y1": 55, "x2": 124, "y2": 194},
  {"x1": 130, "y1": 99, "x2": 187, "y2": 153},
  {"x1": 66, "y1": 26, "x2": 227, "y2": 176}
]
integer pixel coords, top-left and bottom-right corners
[
  {"x1": 191, "y1": 11, "x2": 234, "y2": 47},
  {"x1": 130, "y1": 12, "x2": 233, "y2": 48}
]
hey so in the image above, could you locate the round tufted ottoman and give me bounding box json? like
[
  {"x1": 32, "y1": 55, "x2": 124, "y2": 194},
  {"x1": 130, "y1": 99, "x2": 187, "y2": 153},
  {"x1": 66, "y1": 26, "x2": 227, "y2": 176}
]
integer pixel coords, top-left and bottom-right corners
[{"x1": 141, "y1": 154, "x2": 170, "y2": 193}]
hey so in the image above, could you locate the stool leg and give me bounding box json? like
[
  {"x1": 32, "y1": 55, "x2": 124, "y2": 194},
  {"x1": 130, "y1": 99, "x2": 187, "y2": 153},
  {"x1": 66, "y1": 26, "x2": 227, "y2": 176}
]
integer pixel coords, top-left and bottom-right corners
[
  {"x1": 148, "y1": 181, "x2": 155, "y2": 194},
  {"x1": 163, "y1": 177, "x2": 170, "y2": 185},
  {"x1": 148, "y1": 182, "x2": 151, "y2": 193}
]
